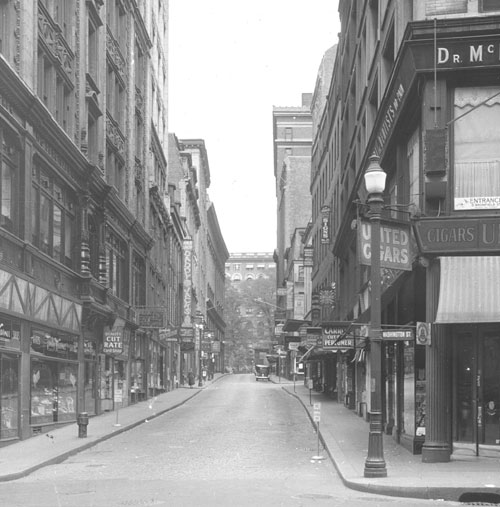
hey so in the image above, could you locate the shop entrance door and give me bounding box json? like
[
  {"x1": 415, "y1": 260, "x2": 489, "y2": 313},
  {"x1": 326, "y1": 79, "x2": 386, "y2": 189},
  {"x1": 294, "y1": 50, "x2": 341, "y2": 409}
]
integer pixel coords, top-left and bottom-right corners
[{"x1": 455, "y1": 330, "x2": 500, "y2": 457}]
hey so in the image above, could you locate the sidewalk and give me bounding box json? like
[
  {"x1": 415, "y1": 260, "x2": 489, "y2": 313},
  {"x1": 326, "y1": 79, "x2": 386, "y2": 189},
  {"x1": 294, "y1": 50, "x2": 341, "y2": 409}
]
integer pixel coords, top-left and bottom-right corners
[
  {"x1": 0, "y1": 374, "x2": 224, "y2": 482},
  {"x1": 2, "y1": 374, "x2": 500, "y2": 501},
  {"x1": 273, "y1": 375, "x2": 500, "y2": 502}
]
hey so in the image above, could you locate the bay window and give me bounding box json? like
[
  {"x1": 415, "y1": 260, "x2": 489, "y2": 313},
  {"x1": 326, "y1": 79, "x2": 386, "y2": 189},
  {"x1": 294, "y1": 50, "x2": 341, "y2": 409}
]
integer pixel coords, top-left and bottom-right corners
[
  {"x1": 106, "y1": 228, "x2": 127, "y2": 301},
  {"x1": 32, "y1": 161, "x2": 76, "y2": 267},
  {"x1": 0, "y1": 127, "x2": 19, "y2": 234},
  {"x1": 454, "y1": 86, "x2": 500, "y2": 210}
]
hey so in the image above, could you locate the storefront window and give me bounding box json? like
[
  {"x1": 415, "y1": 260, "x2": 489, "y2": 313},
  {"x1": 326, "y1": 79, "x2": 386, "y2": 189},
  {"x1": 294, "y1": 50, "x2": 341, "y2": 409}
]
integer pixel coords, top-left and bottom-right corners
[
  {"x1": 1, "y1": 353, "x2": 19, "y2": 439},
  {"x1": 30, "y1": 330, "x2": 78, "y2": 360},
  {"x1": 130, "y1": 332, "x2": 145, "y2": 402},
  {"x1": 0, "y1": 316, "x2": 21, "y2": 350},
  {"x1": 99, "y1": 354, "x2": 113, "y2": 410},
  {"x1": 30, "y1": 329, "x2": 78, "y2": 424},
  {"x1": 401, "y1": 342, "x2": 426, "y2": 438},
  {"x1": 98, "y1": 354, "x2": 127, "y2": 411},
  {"x1": 402, "y1": 343, "x2": 415, "y2": 436},
  {"x1": 30, "y1": 358, "x2": 77, "y2": 424},
  {"x1": 454, "y1": 86, "x2": 500, "y2": 210}
]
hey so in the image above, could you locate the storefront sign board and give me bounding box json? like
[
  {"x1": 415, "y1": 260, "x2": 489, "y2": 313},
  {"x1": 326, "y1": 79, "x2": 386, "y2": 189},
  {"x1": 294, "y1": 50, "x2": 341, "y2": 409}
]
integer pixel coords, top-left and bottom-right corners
[
  {"x1": 414, "y1": 217, "x2": 500, "y2": 254},
  {"x1": 322, "y1": 322, "x2": 353, "y2": 350}
]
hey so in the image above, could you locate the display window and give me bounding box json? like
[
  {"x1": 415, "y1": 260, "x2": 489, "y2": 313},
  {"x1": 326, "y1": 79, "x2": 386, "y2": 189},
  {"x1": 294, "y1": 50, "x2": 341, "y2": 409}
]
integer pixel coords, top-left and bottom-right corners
[
  {"x1": 0, "y1": 316, "x2": 21, "y2": 351},
  {"x1": 130, "y1": 332, "x2": 145, "y2": 402},
  {"x1": 98, "y1": 355, "x2": 127, "y2": 411},
  {"x1": 453, "y1": 86, "x2": 500, "y2": 210},
  {"x1": 30, "y1": 358, "x2": 77, "y2": 424},
  {"x1": 401, "y1": 342, "x2": 426, "y2": 438},
  {"x1": 30, "y1": 330, "x2": 78, "y2": 360},
  {"x1": 1, "y1": 353, "x2": 19, "y2": 439}
]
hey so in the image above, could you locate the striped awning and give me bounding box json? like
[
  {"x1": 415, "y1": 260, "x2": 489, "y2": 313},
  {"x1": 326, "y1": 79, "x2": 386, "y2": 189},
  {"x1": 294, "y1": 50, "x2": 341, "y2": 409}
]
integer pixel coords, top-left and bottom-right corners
[{"x1": 435, "y1": 256, "x2": 500, "y2": 323}]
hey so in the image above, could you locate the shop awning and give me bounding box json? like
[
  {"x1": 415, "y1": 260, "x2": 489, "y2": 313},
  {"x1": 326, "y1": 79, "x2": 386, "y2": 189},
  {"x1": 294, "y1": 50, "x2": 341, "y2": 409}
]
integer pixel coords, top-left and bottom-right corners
[
  {"x1": 435, "y1": 256, "x2": 500, "y2": 323},
  {"x1": 283, "y1": 319, "x2": 311, "y2": 332},
  {"x1": 297, "y1": 345, "x2": 316, "y2": 362}
]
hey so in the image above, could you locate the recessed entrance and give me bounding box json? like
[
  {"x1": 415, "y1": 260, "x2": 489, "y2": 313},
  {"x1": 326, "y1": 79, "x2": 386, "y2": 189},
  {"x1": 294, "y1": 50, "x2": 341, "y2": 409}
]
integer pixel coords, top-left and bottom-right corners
[{"x1": 454, "y1": 329, "x2": 500, "y2": 457}]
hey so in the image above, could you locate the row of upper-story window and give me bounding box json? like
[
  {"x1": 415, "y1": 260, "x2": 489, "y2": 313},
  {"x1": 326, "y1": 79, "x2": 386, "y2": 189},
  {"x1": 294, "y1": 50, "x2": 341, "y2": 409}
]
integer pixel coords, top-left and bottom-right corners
[
  {"x1": 225, "y1": 263, "x2": 274, "y2": 271},
  {"x1": 227, "y1": 273, "x2": 270, "y2": 282},
  {"x1": 34, "y1": 1, "x2": 154, "y2": 160},
  {"x1": 0, "y1": 121, "x2": 154, "y2": 307}
]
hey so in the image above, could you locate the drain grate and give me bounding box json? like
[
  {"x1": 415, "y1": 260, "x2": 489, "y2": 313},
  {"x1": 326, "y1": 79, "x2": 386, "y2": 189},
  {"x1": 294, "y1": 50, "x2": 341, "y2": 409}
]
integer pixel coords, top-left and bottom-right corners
[{"x1": 459, "y1": 492, "x2": 500, "y2": 505}]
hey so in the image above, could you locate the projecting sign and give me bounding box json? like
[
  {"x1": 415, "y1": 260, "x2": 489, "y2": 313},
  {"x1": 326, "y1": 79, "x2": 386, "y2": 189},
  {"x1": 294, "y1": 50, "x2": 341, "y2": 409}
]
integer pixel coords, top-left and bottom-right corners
[
  {"x1": 381, "y1": 329, "x2": 414, "y2": 341},
  {"x1": 159, "y1": 328, "x2": 178, "y2": 342},
  {"x1": 103, "y1": 330, "x2": 123, "y2": 355},
  {"x1": 136, "y1": 307, "x2": 167, "y2": 328},
  {"x1": 322, "y1": 322, "x2": 353, "y2": 350},
  {"x1": 358, "y1": 220, "x2": 412, "y2": 271},
  {"x1": 416, "y1": 322, "x2": 432, "y2": 346}
]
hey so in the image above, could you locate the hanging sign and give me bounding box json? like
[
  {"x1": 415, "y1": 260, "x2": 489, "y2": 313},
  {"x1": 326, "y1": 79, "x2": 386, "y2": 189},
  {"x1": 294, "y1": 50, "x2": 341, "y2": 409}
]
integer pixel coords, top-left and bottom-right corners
[
  {"x1": 103, "y1": 330, "x2": 123, "y2": 355},
  {"x1": 358, "y1": 220, "x2": 412, "y2": 271},
  {"x1": 136, "y1": 307, "x2": 167, "y2": 328},
  {"x1": 321, "y1": 206, "x2": 331, "y2": 244},
  {"x1": 322, "y1": 322, "x2": 353, "y2": 350}
]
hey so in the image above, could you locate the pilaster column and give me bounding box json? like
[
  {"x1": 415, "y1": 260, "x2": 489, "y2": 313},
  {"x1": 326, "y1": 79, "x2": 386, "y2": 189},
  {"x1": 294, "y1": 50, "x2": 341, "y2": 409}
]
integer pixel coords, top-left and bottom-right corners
[{"x1": 422, "y1": 258, "x2": 451, "y2": 462}]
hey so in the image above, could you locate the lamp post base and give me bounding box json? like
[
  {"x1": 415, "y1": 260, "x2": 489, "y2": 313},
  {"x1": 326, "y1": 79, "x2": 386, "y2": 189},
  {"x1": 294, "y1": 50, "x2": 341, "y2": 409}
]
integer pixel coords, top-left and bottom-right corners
[{"x1": 364, "y1": 411, "x2": 387, "y2": 478}]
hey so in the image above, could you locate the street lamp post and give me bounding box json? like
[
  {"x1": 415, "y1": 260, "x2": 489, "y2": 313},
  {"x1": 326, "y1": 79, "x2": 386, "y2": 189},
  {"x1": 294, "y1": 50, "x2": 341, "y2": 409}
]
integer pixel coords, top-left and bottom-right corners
[
  {"x1": 195, "y1": 311, "x2": 204, "y2": 387},
  {"x1": 198, "y1": 325, "x2": 203, "y2": 387},
  {"x1": 363, "y1": 154, "x2": 388, "y2": 478}
]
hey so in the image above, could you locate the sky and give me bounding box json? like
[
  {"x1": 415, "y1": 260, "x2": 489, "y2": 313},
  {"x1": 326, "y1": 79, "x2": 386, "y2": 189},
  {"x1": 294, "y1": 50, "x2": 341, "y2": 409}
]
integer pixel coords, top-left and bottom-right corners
[{"x1": 168, "y1": 1, "x2": 340, "y2": 253}]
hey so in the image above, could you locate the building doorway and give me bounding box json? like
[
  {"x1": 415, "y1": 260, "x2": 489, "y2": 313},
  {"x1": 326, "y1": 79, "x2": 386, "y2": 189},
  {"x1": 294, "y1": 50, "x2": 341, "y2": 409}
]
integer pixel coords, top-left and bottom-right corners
[{"x1": 454, "y1": 328, "x2": 500, "y2": 457}]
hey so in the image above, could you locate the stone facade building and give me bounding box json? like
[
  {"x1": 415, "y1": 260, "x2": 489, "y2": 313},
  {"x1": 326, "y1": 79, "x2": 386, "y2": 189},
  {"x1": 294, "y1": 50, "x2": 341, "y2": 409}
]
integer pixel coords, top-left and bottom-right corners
[
  {"x1": 309, "y1": 0, "x2": 500, "y2": 462},
  {"x1": 0, "y1": 0, "x2": 227, "y2": 444}
]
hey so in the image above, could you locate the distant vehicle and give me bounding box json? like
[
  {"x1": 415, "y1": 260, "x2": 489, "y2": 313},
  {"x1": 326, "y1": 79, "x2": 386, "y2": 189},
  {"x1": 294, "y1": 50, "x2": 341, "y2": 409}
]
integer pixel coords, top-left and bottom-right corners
[{"x1": 254, "y1": 364, "x2": 270, "y2": 382}]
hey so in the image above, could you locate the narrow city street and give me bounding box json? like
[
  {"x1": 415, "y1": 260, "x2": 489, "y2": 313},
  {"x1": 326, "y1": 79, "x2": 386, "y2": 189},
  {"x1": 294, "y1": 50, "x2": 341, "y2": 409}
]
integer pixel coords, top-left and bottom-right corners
[{"x1": 0, "y1": 376, "x2": 460, "y2": 507}]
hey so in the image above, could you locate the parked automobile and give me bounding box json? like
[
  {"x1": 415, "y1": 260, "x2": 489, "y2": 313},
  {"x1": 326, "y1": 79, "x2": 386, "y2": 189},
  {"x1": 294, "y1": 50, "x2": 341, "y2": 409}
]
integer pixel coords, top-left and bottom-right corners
[{"x1": 254, "y1": 364, "x2": 270, "y2": 382}]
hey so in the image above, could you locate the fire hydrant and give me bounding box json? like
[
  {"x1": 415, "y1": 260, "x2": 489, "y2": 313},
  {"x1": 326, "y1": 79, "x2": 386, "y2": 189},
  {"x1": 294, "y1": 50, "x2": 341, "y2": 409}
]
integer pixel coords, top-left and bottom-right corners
[{"x1": 77, "y1": 412, "x2": 89, "y2": 438}]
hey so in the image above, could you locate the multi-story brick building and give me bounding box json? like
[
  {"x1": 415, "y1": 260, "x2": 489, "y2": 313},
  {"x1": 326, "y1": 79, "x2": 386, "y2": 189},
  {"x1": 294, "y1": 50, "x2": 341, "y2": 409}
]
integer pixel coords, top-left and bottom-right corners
[
  {"x1": 311, "y1": 0, "x2": 500, "y2": 463},
  {"x1": 273, "y1": 94, "x2": 313, "y2": 304},
  {"x1": 0, "y1": 0, "x2": 227, "y2": 444}
]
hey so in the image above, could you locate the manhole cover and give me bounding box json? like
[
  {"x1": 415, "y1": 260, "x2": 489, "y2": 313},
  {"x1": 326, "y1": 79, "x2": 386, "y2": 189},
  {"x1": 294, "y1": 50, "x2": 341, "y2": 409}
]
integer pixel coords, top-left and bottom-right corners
[
  {"x1": 119, "y1": 500, "x2": 165, "y2": 506},
  {"x1": 294, "y1": 493, "x2": 334, "y2": 500}
]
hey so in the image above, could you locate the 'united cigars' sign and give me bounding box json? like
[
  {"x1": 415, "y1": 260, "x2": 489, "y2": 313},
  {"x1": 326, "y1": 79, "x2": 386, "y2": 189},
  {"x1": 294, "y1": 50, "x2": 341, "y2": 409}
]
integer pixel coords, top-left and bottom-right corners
[
  {"x1": 358, "y1": 220, "x2": 412, "y2": 271},
  {"x1": 414, "y1": 217, "x2": 500, "y2": 254}
]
